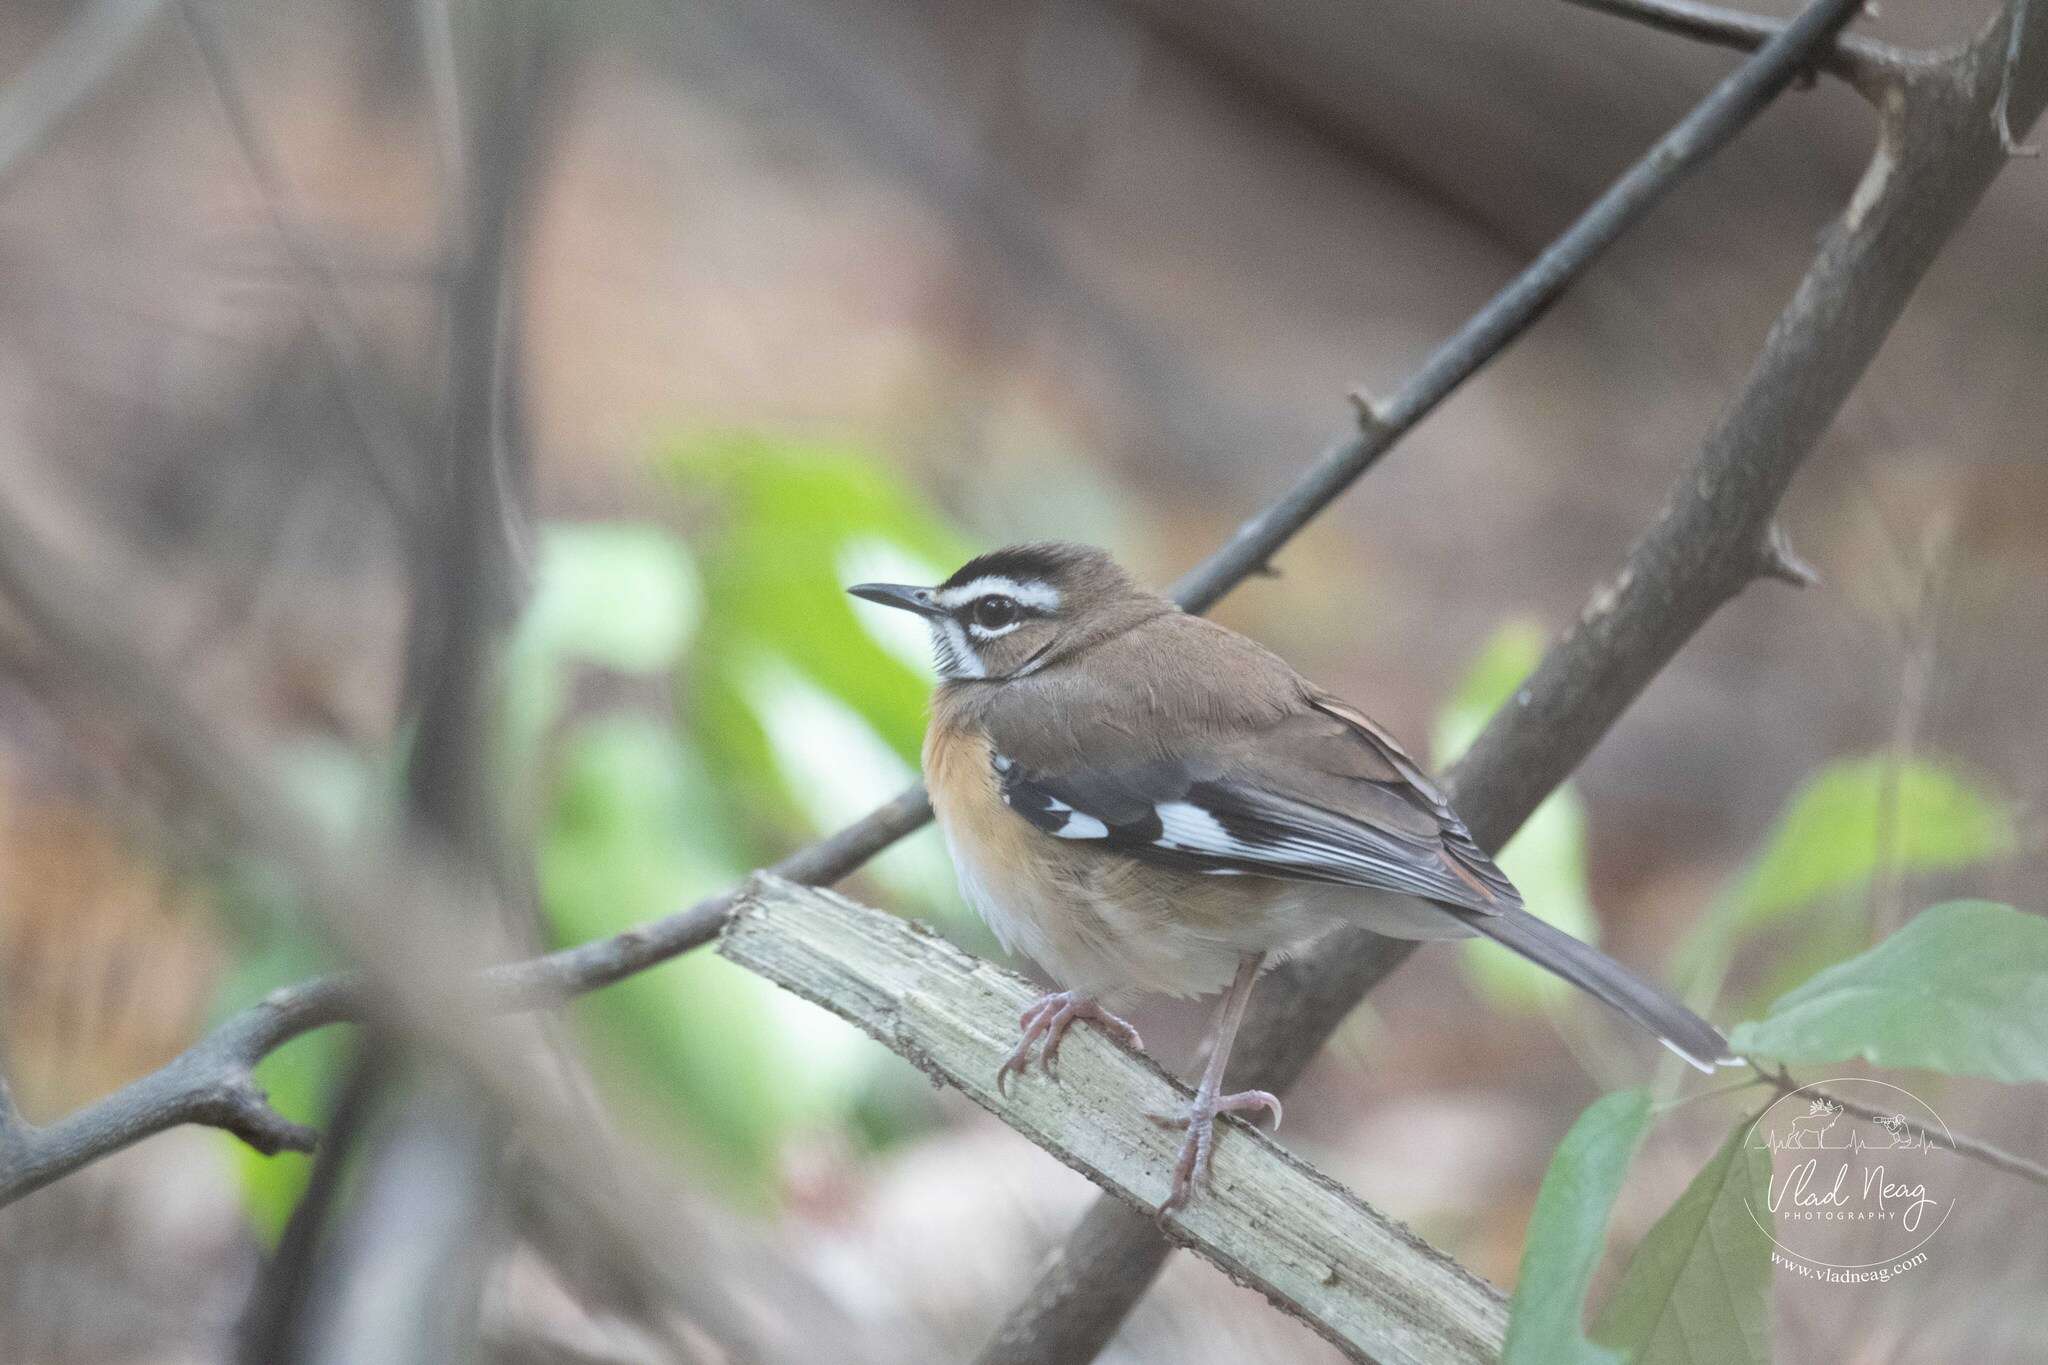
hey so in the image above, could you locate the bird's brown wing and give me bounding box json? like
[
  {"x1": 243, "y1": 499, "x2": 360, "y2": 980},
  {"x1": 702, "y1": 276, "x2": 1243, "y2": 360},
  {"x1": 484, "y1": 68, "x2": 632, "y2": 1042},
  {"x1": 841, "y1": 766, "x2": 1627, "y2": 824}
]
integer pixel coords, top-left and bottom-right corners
[{"x1": 976, "y1": 632, "x2": 1517, "y2": 915}]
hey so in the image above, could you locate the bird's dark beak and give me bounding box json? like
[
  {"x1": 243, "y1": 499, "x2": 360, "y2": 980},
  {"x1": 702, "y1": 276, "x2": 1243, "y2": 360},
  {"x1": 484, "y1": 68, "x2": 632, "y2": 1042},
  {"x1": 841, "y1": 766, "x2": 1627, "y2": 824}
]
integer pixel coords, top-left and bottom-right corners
[{"x1": 847, "y1": 582, "x2": 945, "y2": 618}]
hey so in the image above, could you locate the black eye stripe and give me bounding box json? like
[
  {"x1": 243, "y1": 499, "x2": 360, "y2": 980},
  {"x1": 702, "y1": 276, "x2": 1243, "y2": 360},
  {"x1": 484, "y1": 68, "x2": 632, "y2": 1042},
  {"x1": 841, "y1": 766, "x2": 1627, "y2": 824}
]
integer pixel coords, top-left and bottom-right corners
[
  {"x1": 968, "y1": 594, "x2": 1022, "y2": 629},
  {"x1": 949, "y1": 595, "x2": 1046, "y2": 617}
]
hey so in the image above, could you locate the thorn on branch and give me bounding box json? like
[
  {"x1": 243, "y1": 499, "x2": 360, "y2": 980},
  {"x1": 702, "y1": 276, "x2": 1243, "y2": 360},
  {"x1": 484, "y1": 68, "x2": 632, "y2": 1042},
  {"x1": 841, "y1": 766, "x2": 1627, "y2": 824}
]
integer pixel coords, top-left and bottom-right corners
[
  {"x1": 200, "y1": 1079, "x2": 321, "y2": 1157},
  {"x1": 1757, "y1": 523, "x2": 1819, "y2": 587},
  {"x1": 1348, "y1": 387, "x2": 1393, "y2": 441}
]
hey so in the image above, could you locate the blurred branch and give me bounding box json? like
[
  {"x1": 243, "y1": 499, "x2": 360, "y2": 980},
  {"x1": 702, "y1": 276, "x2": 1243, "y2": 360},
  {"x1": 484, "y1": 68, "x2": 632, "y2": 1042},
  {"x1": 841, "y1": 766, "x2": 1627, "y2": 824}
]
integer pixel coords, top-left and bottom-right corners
[
  {"x1": 235, "y1": 1047, "x2": 392, "y2": 1363},
  {"x1": 1996, "y1": 0, "x2": 2043, "y2": 152},
  {"x1": 277, "y1": 8, "x2": 567, "y2": 1359},
  {"x1": 0, "y1": 495, "x2": 927, "y2": 1364},
  {"x1": 1560, "y1": 0, "x2": 1922, "y2": 100},
  {"x1": 0, "y1": 0, "x2": 169, "y2": 194},
  {"x1": 721, "y1": 875, "x2": 1508, "y2": 1365},
  {"x1": 980, "y1": 0, "x2": 2048, "y2": 1358},
  {"x1": 175, "y1": 0, "x2": 419, "y2": 520}
]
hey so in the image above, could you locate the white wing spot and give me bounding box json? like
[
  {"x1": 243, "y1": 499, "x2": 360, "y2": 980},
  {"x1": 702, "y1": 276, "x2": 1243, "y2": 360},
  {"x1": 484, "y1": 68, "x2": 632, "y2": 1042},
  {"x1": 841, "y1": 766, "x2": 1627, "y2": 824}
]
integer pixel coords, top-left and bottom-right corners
[
  {"x1": 1154, "y1": 802, "x2": 1253, "y2": 856},
  {"x1": 1053, "y1": 810, "x2": 1108, "y2": 839}
]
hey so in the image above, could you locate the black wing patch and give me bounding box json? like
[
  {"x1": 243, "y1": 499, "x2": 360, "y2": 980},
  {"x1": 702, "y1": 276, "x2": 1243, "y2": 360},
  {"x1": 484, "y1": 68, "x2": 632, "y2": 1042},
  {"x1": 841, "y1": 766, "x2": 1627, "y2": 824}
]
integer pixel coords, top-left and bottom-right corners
[{"x1": 994, "y1": 751, "x2": 1517, "y2": 914}]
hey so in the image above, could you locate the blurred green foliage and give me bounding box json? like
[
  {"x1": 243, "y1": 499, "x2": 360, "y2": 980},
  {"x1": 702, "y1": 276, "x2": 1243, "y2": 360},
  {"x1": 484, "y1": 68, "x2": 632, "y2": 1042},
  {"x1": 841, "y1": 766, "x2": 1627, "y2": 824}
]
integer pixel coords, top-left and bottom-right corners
[
  {"x1": 522, "y1": 438, "x2": 979, "y2": 1200},
  {"x1": 1676, "y1": 755, "x2": 2017, "y2": 1015},
  {"x1": 213, "y1": 437, "x2": 984, "y2": 1225},
  {"x1": 1726, "y1": 757, "x2": 2016, "y2": 928},
  {"x1": 1435, "y1": 619, "x2": 1599, "y2": 1010},
  {"x1": 667, "y1": 431, "x2": 971, "y2": 922}
]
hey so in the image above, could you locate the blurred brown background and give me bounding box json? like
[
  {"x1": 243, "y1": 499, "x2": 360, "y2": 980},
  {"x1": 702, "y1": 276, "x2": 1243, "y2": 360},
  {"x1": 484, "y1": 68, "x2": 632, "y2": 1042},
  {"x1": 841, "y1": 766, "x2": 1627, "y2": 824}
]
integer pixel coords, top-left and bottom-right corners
[{"x1": 1, "y1": 0, "x2": 2043, "y2": 1360}]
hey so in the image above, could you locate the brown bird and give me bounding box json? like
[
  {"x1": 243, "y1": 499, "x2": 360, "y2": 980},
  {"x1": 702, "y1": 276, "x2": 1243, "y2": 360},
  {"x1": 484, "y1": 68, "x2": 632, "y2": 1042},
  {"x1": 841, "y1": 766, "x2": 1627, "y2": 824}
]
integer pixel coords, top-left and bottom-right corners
[{"x1": 851, "y1": 542, "x2": 1728, "y2": 1214}]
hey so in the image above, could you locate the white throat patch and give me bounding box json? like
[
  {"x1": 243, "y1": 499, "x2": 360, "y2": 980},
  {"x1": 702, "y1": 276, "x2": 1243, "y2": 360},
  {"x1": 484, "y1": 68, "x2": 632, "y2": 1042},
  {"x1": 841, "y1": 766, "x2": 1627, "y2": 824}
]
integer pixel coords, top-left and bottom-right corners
[{"x1": 930, "y1": 617, "x2": 986, "y2": 679}]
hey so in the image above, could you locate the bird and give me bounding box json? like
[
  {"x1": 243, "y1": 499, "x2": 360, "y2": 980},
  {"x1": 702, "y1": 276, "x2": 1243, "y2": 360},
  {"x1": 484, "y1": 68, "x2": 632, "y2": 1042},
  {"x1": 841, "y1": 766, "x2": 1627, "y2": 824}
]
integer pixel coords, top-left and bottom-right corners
[{"x1": 849, "y1": 542, "x2": 1729, "y2": 1215}]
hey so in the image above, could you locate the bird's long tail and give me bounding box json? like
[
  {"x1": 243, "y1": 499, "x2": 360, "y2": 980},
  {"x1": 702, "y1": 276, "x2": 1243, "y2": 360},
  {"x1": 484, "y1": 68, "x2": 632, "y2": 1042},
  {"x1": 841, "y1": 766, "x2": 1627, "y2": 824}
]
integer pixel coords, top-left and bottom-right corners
[{"x1": 1453, "y1": 903, "x2": 1732, "y2": 1072}]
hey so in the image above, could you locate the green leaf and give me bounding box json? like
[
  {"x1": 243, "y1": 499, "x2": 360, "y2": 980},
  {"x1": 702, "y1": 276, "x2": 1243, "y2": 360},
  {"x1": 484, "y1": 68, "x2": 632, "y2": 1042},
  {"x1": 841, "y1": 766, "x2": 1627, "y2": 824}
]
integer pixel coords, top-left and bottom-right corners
[
  {"x1": 501, "y1": 522, "x2": 701, "y2": 793},
  {"x1": 514, "y1": 522, "x2": 700, "y2": 675},
  {"x1": 1434, "y1": 619, "x2": 1549, "y2": 768},
  {"x1": 1591, "y1": 1120, "x2": 1773, "y2": 1365},
  {"x1": 1436, "y1": 620, "x2": 1600, "y2": 1008},
  {"x1": 1728, "y1": 900, "x2": 2048, "y2": 1082},
  {"x1": 1731, "y1": 757, "x2": 2015, "y2": 927},
  {"x1": 1672, "y1": 754, "x2": 2016, "y2": 1017},
  {"x1": 1504, "y1": 1090, "x2": 1652, "y2": 1365}
]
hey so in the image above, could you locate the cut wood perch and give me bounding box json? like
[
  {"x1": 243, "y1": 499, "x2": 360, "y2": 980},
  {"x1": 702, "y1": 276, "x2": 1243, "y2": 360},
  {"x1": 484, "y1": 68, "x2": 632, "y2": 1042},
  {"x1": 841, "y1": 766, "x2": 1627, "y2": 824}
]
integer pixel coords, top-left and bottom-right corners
[{"x1": 719, "y1": 873, "x2": 1509, "y2": 1365}]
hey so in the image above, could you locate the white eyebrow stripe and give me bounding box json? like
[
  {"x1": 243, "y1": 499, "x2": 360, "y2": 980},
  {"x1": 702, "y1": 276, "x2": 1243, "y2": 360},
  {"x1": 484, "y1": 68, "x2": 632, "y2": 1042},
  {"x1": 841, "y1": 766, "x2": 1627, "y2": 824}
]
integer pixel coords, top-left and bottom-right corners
[{"x1": 934, "y1": 576, "x2": 1060, "y2": 612}]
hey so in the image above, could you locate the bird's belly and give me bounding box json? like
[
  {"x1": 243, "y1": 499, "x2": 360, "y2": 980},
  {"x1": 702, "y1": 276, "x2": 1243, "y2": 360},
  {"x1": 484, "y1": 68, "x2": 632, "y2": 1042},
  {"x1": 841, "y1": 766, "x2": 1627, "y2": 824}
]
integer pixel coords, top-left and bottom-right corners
[{"x1": 944, "y1": 840, "x2": 1245, "y2": 1003}]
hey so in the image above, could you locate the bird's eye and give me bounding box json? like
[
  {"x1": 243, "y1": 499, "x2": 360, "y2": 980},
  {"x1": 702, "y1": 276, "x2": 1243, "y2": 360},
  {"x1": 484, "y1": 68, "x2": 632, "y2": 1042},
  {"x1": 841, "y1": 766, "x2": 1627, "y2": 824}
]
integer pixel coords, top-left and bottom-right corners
[{"x1": 972, "y1": 595, "x2": 1019, "y2": 629}]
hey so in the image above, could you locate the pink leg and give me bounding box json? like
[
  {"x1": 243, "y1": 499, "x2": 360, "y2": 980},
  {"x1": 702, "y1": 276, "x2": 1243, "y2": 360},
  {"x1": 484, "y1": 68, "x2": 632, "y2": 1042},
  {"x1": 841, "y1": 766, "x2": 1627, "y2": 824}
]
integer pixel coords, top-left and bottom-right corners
[
  {"x1": 995, "y1": 991, "x2": 1144, "y2": 1094},
  {"x1": 1152, "y1": 954, "x2": 1281, "y2": 1219}
]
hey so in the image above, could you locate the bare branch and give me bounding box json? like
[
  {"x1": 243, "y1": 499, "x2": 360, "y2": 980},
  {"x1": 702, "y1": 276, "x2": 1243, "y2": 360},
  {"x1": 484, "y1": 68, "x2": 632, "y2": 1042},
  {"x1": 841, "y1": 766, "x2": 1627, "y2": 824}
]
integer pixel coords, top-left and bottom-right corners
[
  {"x1": 1560, "y1": 0, "x2": 1924, "y2": 101},
  {"x1": 0, "y1": 973, "x2": 350, "y2": 1203},
  {"x1": 721, "y1": 875, "x2": 1508, "y2": 1365},
  {"x1": 1172, "y1": 0, "x2": 1870, "y2": 613}
]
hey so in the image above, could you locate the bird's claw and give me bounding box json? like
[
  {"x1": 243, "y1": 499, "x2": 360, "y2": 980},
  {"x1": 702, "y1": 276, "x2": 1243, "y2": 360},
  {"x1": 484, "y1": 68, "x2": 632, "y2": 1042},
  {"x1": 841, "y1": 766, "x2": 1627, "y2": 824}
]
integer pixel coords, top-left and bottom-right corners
[
  {"x1": 994, "y1": 992, "x2": 1143, "y2": 1095},
  {"x1": 1150, "y1": 1089, "x2": 1282, "y2": 1220}
]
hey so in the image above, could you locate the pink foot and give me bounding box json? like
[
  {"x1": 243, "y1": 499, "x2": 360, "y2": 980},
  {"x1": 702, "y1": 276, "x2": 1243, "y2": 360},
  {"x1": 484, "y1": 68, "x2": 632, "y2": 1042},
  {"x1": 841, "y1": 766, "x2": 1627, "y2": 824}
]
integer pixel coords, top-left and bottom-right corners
[
  {"x1": 995, "y1": 992, "x2": 1144, "y2": 1094},
  {"x1": 1150, "y1": 1089, "x2": 1283, "y2": 1218}
]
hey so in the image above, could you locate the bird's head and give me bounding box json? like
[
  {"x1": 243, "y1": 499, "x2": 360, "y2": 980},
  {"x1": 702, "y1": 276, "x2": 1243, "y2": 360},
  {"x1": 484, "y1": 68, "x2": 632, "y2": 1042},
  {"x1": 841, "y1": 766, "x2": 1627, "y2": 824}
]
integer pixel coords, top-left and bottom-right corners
[{"x1": 849, "y1": 541, "x2": 1159, "y2": 682}]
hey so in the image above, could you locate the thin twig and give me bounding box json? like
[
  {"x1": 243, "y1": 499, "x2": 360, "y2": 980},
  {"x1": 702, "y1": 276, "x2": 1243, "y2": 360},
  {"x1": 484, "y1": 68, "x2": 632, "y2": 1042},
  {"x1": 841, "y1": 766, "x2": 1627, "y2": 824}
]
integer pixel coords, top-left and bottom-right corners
[
  {"x1": 1762, "y1": 1068, "x2": 2048, "y2": 1190},
  {"x1": 1560, "y1": 0, "x2": 1924, "y2": 102}
]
